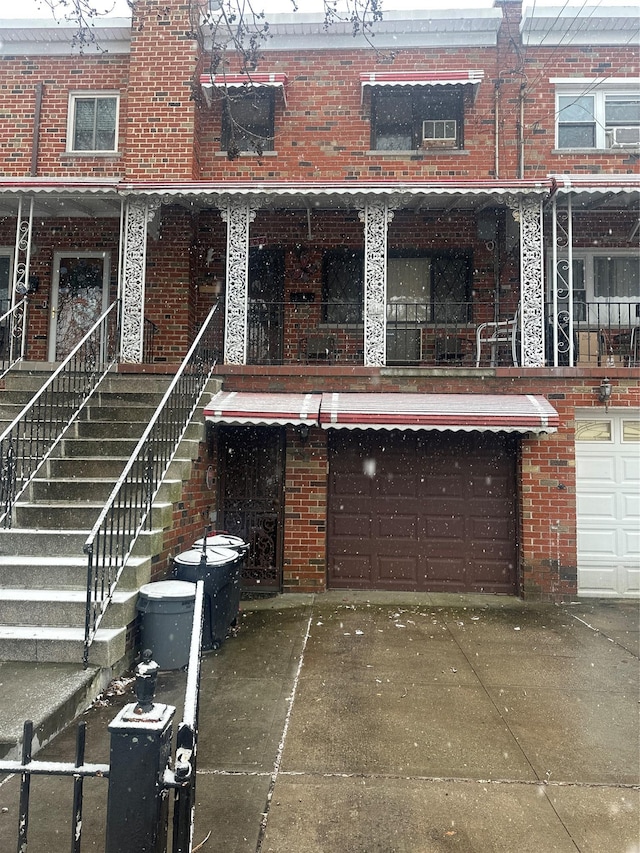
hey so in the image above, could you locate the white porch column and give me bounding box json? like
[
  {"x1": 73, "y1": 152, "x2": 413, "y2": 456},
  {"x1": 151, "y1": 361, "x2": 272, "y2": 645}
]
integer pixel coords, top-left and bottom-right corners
[
  {"x1": 359, "y1": 200, "x2": 393, "y2": 367},
  {"x1": 517, "y1": 195, "x2": 546, "y2": 367},
  {"x1": 120, "y1": 197, "x2": 157, "y2": 364},
  {"x1": 220, "y1": 199, "x2": 257, "y2": 365}
]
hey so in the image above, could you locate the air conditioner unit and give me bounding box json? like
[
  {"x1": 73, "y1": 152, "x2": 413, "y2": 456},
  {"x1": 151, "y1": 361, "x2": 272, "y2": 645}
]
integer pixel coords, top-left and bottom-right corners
[
  {"x1": 608, "y1": 126, "x2": 640, "y2": 148},
  {"x1": 422, "y1": 119, "x2": 457, "y2": 147}
]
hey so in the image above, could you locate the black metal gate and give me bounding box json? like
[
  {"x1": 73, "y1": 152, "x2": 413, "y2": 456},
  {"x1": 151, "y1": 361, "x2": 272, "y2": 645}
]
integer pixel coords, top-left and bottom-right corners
[{"x1": 217, "y1": 425, "x2": 284, "y2": 593}]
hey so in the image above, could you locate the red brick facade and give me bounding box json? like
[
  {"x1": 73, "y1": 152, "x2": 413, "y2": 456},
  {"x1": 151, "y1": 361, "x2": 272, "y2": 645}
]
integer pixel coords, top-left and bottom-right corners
[{"x1": 0, "y1": 1, "x2": 638, "y2": 600}]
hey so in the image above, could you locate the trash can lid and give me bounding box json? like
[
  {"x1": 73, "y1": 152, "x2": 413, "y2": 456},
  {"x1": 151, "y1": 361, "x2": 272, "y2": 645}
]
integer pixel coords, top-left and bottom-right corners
[
  {"x1": 139, "y1": 580, "x2": 196, "y2": 601},
  {"x1": 194, "y1": 534, "x2": 247, "y2": 549},
  {"x1": 174, "y1": 546, "x2": 239, "y2": 567}
]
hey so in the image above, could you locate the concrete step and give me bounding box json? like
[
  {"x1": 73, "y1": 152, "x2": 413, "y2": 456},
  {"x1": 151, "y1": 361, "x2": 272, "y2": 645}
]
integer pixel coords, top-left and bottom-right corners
[
  {"x1": 0, "y1": 587, "x2": 138, "y2": 629},
  {"x1": 0, "y1": 660, "x2": 104, "y2": 761},
  {"x1": 11, "y1": 500, "x2": 173, "y2": 530},
  {"x1": 0, "y1": 529, "x2": 89, "y2": 557},
  {"x1": 70, "y1": 420, "x2": 154, "y2": 440},
  {"x1": 44, "y1": 456, "x2": 129, "y2": 479},
  {"x1": 80, "y1": 404, "x2": 158, "y2": 422},
  {"x1": 0, "y1": 624, "x2": 126, "y2": 667},
  {"x1": 55, "y1": 436, "x2": 140, "y2": 457},
  {"x1": 27, "y1": 478, "x2": 118, "y2": 503},
  {"x1": 0, "y1": 554, "x2": 152, "y2": 591}
]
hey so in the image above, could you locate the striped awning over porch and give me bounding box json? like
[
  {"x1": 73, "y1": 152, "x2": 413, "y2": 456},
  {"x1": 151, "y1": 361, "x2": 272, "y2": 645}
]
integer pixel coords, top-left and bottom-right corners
[{"x1": 205, "y1": 391, "x2": 559, "y2": 434}]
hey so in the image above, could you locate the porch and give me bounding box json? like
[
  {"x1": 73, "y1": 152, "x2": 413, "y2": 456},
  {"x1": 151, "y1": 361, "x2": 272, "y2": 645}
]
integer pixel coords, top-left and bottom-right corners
[{"x1": 226, "y1": 298, "x2": 639, "y2": 368}]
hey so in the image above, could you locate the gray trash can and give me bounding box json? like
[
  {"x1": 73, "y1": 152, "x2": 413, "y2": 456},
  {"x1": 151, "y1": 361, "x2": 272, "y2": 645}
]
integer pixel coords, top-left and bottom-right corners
[
  {"x1": 173, "y1": 546, "x2": 242, "y2": 651},
  {"x1": 136, "y1": 580, "x2": 196, "y2": 670}
]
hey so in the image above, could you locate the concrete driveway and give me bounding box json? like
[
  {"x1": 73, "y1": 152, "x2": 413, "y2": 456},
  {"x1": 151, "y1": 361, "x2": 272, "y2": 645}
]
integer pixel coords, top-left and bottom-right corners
[
  {"x1": 0, "y1": 593, "x2": 638, "y2": 852},
  {"x1": 194, "y1": 593, "x2": 639, "y2": 853}
]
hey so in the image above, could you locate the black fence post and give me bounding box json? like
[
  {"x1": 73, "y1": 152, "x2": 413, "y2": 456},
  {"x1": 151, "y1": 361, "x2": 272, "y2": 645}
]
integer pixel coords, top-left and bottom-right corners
[{"x1": 104, "y1": 654, "x2": 175, "y2": 853}]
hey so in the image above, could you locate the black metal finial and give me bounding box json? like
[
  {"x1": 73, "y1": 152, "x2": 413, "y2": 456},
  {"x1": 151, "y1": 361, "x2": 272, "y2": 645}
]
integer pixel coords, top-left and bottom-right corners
[{"x1": 134, "y1": 649, "x2": 159, "y2": 713}]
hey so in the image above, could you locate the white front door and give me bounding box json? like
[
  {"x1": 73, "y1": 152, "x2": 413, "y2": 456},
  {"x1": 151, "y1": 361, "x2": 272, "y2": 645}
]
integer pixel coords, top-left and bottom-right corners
[
  {"x1": 575, "y1": 411, "x2": 640, "y2": 597},
  {"x1": 48, "y1": 251, "x2": 110, "y2": 361}
]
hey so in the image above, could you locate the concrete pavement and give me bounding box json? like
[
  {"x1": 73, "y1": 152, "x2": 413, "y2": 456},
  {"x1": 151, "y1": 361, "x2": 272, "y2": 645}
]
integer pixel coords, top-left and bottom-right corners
[{"x1": 0, "y1": 592, "x2": 638, "y2": 852}]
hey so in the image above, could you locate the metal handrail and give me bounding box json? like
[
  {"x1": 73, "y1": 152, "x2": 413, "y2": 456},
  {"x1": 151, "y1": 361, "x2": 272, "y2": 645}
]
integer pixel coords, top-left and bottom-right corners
[
  {"x1": 0, "y1": 301, "x2": 119, "y2": 528},
  {"x1": 0, "y1": 298, "x2": 28, "y2": 378},
  {"x1": 82, "y1": 304, "x2": 218, "y2": 666},
  {"x1": 167, "y1": 578, "x2": 204, "y2": 852}
]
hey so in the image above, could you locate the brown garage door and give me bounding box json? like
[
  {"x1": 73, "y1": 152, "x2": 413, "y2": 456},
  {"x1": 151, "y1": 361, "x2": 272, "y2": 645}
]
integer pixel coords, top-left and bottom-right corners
[{"x1": 327, "y1": 431, "x2": 518, "y2": 594}]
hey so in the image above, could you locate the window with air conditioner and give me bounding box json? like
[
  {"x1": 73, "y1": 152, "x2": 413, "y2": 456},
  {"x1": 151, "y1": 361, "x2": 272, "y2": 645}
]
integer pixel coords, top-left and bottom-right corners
[
  {"x1": 371, "y1": 88, "x2": 463, "y2": 151},
  {"x1": 554, "y1": 80, "x2": 640, "y2": 150}
]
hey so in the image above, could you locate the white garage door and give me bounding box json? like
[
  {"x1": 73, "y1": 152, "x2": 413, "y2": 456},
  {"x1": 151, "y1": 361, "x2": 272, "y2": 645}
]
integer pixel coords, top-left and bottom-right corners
[{"x1": 575, "y1": 411, "x2": 640, "y2": 597}]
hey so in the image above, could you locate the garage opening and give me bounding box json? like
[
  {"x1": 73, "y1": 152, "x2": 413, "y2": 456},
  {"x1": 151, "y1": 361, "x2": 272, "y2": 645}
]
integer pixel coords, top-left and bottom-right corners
[{"x1": 327, "y1": 430, "x2": 518, "y2": 594}]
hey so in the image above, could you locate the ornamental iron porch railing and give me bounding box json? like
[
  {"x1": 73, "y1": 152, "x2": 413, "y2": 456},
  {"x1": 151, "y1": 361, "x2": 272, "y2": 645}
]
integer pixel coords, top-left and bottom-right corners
[
  {"x1": 0, "y1": 297, "x2": 28, "y2": 378},
  {"x1": 240, "y1": 299, "x2": 639, "y2": 368}
]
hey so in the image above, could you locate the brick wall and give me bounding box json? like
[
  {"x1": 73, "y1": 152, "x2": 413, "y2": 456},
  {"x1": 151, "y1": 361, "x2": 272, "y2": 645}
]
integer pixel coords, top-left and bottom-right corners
[{"x1": 213, "y1": 366, "x2": 639, "y2": 597}]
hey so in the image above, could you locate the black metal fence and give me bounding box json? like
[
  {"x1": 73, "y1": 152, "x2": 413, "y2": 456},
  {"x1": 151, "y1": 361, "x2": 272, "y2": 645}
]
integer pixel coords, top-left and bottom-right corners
[{"x1": 0, "y1": 580, "x2": 205, "y2": 853}]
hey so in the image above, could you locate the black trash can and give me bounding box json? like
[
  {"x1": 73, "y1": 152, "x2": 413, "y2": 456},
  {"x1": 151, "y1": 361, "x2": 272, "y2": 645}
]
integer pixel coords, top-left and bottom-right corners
[{"x1": 173, "y1": 545, "x2": 242, "y2": 651}]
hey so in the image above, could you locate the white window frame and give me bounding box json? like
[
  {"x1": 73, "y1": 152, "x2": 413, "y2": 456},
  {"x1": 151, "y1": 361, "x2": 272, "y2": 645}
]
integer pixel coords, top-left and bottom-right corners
[
  {"x1": 552, "y1": 78, "x2": 640, "y2": 151},
  {"x1": 66, "y1": 91, "x2": 120, "y2": 154}
]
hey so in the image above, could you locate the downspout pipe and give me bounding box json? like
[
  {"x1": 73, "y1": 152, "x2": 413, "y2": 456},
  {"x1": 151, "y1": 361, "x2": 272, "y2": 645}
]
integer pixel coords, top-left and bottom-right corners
[{"x1": 31, "y1": 83, "x2": 43, "y2": 177}]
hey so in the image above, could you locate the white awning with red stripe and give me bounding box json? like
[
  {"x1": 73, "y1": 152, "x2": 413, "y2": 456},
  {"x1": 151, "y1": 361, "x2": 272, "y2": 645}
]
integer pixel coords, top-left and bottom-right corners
[
  {"x1": 204, "y1": 391, "x2": 321, "y2": 426},
  {"x1": 200, "y1": 73, "x2": 288, "y2": 106},
  {"x1": 360, "y1": 70, "x2": 484, "y2": 103},
  {"x1": 318, "y1": 392, "x2": 558, "y2": 433},
  {"x1": 205, "y1": 391, "x2": 558, "y2": 434}
]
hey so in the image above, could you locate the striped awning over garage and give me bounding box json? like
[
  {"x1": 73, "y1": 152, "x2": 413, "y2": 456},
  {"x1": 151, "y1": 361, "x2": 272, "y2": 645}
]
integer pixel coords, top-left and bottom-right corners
[
  {"x1": 205, "y1": 391, "x2": 558, "y2": 433},
  {"x1": 204, "y1": 391, "x2": 321, "y2": 426},
  {"x1": 318, "y1": 393, "x2": 559, "y2": 433}
]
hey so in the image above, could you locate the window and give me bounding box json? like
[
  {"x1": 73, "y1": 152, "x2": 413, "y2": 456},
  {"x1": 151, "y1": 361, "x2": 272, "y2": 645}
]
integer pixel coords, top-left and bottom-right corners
[
  {"x1": 552, "y1": 251, "x2": 640, "y2": 325},
  {"x1": 555, "y1": 81, "x2": 640, "y2": 149},
  {"x1": 371, "y1": 88, "x2": 463, "y2": 151},
  {"x1": 68, "y1": 93, "x2": 119, "y2": 153},
  {"x1": 321, "y1": 250, "x2": 363, "y2": 324},
  {"x1": 221, "y1": 90, "x2": 274, "y2": 153}
]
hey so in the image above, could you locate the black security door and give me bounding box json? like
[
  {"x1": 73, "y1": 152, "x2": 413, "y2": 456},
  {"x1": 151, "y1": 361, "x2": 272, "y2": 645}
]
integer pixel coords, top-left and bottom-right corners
[{"x1": 218, "y1": 425, "x2": 284, "y2": 592}]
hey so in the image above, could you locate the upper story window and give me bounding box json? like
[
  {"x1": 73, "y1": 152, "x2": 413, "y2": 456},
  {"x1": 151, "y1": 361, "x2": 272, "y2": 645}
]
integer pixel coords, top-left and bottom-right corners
[
  {"x1": 554, "y1": 80, "x2": 640, "y2": 150},
  {"x1": 371, "y1": 88, "x2": 464, "y2": 151},
  {"x1": 67, "y1": 92, "x2": 119, "y2": 153},
  {"x1": 361, "y1": 71, "x2": 483, "y2": 153},
  {"x1": 221, "y1": 90, "x2": 275, "y2": 154}
]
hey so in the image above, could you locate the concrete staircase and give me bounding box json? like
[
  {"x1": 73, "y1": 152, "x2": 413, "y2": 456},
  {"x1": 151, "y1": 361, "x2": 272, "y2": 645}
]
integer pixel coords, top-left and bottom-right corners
[{"x1": 0, "y1": 366, "x2": 216, "y2": 756}]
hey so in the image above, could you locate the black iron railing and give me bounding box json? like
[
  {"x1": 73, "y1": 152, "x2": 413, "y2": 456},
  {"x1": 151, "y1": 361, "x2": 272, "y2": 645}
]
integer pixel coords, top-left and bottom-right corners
[
  {"x1": 143, "y1": 316, "x2": 159, "y2": 363},
  {"x1": 0, "y1": 297, "x2": 28, "y2": 377},
  {"x1": 167, "y1": 579, "x2": 205, "y2": 852},
  {"x1": 242, "y1": 298, "x2": 640, "y2": 367},
  {"x1": 82, "y1": 305, "x2": 218, "y2": 666},
  {"x1": 0, "y1": 301, "x2": 119, "y2": 528},
  {"x1": 549, "y1": 300, "x2": 640, "y2": 367},
  {"x1": 0, "y1": 583, "x2": 205, "y2": 852}
]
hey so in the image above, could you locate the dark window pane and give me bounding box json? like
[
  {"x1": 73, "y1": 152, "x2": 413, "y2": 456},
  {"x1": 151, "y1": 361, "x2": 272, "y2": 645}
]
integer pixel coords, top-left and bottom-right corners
[
  {"x1": 594, "y1": 257, "x2": 640, "y2": 298},
  {"x1": 222, "y1": 90, "x2": 274, "y2": 152},
  {"x1": 558, "y1": 124, "x2": 595, "y2": 148},
  {"x1": 605, "y1": 97, "x2": 640, "y2": 126},
  {"x1": 322, "y1": 250, "x2": 363, "y2": 324}
]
